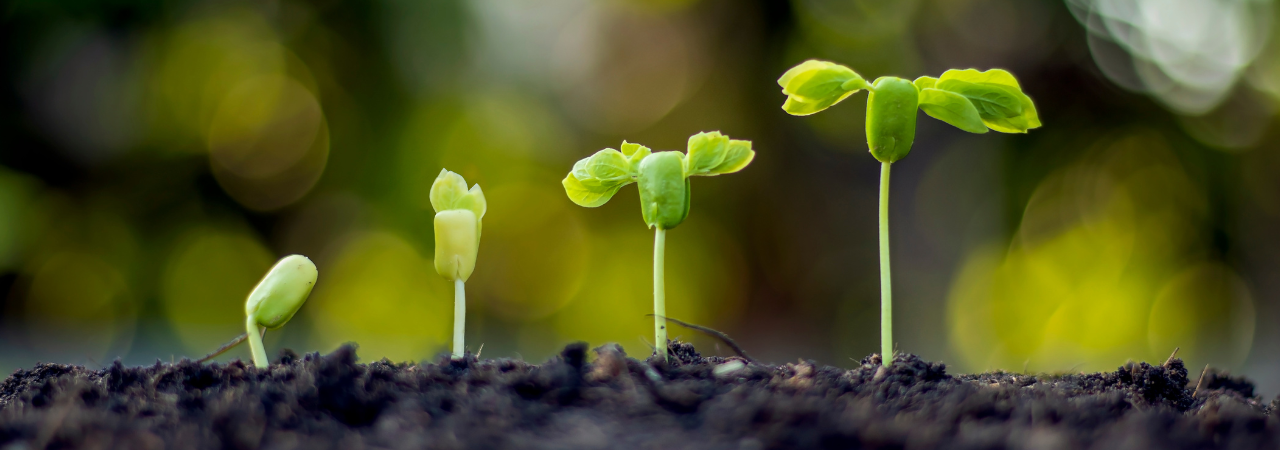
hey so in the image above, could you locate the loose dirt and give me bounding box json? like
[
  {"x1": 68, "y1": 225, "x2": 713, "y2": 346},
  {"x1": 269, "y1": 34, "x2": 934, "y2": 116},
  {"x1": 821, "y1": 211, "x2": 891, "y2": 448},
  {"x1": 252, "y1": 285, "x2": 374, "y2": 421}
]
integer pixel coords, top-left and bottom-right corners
[{"x1": 0, "y1": 342, "x2": 1274, "y2": 449}]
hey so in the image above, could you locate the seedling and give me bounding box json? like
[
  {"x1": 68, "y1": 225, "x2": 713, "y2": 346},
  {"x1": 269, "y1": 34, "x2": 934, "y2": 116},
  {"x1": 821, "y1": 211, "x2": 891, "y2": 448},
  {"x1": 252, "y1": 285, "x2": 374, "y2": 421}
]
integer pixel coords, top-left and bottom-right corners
[
  {"x1": 777, "y1": 61, "x2": 1040, "y2": 366},
  {"x1": 243, "y1": 254, "x2": 318, "y2": 368},
  {"x1": 431, "y1": 169, "x2": 486, "y2": 358},
  {"x1": 563, "y1": 132, "x2": 754, "y2": 362}
]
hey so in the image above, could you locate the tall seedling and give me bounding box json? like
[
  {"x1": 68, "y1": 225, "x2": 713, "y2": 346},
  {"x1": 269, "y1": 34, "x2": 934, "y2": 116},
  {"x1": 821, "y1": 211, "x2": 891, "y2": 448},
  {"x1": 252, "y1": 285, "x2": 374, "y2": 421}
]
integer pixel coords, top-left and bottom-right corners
[
  {"x1": 563, "y1": 132, "x2": 754, "y2": 362},
  {"x1": 778, "y1": 61, "x2": 1041, "y2": 366}
]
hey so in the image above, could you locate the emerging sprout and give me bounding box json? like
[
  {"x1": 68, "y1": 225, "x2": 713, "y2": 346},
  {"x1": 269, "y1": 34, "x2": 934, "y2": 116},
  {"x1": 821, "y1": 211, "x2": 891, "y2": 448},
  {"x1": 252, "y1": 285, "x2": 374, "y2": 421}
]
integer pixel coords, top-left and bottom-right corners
[
  {"x1": 430, "y1": 169, "x2": 486, "y2": 358},
  {"x1": 778, "y1": 61, "x2": 1041, "y2": 366},
  {"x1": 244, "y1": 254, "x2": 318, "y2": 368},
  {"x1": 564, "y1": 132, "x2": 755, "y2": 361}
]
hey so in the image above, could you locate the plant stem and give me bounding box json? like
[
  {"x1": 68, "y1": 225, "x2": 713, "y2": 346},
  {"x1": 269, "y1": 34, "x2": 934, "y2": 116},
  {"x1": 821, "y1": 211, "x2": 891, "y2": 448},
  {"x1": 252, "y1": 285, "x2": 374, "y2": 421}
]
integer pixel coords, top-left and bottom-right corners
[
  {"x1": 246, "y1": 317, "x2": 268, "y2": 368},
  {"x1": 453, "y1": 278, "x2": 466, "y2": 358},
  {"x1": 879, "y1": 162, "x2": 894, "y2": 367},
  {"x1": 654, "y1": 227, "x2": 668, "y2": 362}
]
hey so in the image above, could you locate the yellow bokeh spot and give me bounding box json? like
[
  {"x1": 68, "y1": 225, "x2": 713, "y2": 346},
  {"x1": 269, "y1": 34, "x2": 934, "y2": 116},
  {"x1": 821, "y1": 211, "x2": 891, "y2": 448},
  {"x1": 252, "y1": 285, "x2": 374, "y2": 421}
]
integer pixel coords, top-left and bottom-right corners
[
  {"x1": 1149, "y1": 263, "x2": 1254, "y2": 368},
  {"x1": 159, "y1": 225, "x2": 273, "y2": 357},
  {"x1": 946, "y1": 131, "x2": 1235, "y2": 373},
  {"x1": 473, "y1": 183, "x2": 590, "y2": 321},
  {"x1": 308, "y1": 231, "x2": 451, "y2": 362},
  {"x1": 21, "y1": 252, "x2": 134, "y2": 358}
]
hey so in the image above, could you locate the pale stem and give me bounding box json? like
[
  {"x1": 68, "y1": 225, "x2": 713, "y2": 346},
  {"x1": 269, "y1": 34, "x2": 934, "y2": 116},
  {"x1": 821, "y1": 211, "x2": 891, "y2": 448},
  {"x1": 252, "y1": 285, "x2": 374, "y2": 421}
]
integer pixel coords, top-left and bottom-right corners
[
  {"x1": 454, "y1": 278, "x2": 466, "y2": 358},
  {"x1": 654, "y1": 227, "x2": 668, "y2": 362},
  {"x1": 246, "y1": 316, "x2": 268, "y2": 369},
  {"x1": 879, "y1": 162, "x2": 894, "y2": 367}
]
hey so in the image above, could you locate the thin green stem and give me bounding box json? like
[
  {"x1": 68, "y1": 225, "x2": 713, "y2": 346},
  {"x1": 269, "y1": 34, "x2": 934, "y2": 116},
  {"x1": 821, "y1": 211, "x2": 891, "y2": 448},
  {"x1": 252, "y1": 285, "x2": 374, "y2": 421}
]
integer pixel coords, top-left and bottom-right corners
[
  {"x1": 246, "y1": 316, "x2": 268, "y2": 368},
  {"x1": 453, "y1": 278, "x2": 466, "y2": 358},
  {"x1": 879, "y1": 162, "x2": 894, "y2": 367},
  {"x1": 654, "y1": 227, "x2": 668, "y2": 362}
]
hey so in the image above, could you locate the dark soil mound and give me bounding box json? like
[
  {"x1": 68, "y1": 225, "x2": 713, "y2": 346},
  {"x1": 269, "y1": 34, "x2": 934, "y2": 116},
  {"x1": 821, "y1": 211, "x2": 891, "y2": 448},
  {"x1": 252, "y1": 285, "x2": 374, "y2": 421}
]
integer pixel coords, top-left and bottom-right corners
[{"x1": 0, "y1": 342, "x2": 1275, "y2": 449}]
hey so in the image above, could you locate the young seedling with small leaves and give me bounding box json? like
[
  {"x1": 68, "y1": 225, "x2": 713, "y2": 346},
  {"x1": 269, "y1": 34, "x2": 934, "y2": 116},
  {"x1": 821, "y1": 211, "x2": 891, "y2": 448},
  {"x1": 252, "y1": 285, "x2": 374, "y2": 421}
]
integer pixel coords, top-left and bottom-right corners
[
  {"x1": 777, "y1": 61, "x2": 1040, "y2": 366},
  {"x1": 198, "y1": 254, "x2": 318, "y2": 367},
  {"x1": 431, "y1": 169, "x2": 486, "y2": 358},
  {"x1": 244, "y1": 254, "x2": 318, "y2": 368},
  {"x1": 563, "y1": 132, "x2": 754, "y2": 362}
]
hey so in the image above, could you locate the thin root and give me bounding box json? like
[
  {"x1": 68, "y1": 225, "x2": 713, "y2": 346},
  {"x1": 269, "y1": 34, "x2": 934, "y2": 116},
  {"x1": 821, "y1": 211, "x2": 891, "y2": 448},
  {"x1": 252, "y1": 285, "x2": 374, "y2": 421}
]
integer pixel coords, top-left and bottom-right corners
[
  {"x1": 647, "y1": 314, "x2": 758, "y2": 365},
  {"x1": 1192, "y1": 364, "x2": 1210, "y2": 398},
  {"x1": 1163, "y1": 347, "x2": 1180, "y2": 368},
  {"x1": 197, "y1": 333, "x2": 248, "y2": 364}
]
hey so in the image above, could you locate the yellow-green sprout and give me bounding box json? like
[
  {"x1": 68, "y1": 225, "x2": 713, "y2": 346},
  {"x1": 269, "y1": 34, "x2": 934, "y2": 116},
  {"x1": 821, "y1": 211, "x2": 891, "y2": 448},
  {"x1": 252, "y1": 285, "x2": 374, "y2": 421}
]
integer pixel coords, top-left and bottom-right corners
[
  {"x1": 563, "y1": 132, "x2": 754, "y2": 362},
  {"x1": 244, "y1": 254, "x2": 318, "y2": 368},
  {"x1": 430, "y1": 169, "x2": 486, "y2": 358},
  {"x1": 778, "y1": 61, "x2": 1040, "y2": 366}
]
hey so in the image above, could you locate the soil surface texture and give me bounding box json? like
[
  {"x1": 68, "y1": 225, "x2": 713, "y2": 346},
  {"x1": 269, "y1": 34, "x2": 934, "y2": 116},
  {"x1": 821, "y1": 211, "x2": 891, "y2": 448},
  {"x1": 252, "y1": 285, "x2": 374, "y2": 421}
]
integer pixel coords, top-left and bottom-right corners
[{"x1": 0, "y1": 341, "x2": 1276, "y2": 450}]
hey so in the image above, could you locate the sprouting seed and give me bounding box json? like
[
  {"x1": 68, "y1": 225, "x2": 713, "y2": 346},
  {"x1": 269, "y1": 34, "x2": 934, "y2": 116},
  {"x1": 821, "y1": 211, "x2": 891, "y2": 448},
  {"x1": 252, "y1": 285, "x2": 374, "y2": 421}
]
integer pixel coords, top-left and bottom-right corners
[
  {"x1": 778, "y1": 62, "x2": 1041, "y2": 366},
  {"x1": 563, "y1": 132, "x2": 755, "y2": 362},
  {"x1": 430, "y1": 168, "x2": 486, "y2": 358},
  {"x1": 243, "y1": 254, "x2": 318, "y2": 368}
]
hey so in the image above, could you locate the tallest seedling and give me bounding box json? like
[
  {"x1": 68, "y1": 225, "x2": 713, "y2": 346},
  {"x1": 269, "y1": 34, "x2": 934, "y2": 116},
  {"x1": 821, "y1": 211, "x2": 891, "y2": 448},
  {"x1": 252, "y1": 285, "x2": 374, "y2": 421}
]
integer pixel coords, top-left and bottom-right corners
[
  {"x1": 563, "y1": 132, "x2": 754, "y2": 362},
  {"x1": 778, "y1": 61, "x2": 1040, "y2": 366}
]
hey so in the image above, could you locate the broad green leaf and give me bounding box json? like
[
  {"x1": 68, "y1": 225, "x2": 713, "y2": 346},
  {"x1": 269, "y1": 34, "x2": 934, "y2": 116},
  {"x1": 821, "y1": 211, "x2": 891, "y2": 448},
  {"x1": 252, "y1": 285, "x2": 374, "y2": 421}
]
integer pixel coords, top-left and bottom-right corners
[
  {"x1": 935, "y1": 68, "x2": 1040, "y2": 133},
  {"x1": 637, "y1": 151, "x2": 688, "y2": 229},
  {"x1": 913, "y1": 76, "x2": 937, "y2": 90},
  {"x1": 918, "y1": 88, "x2": 988, "y2": 134},
  {"x1": 777, "y1": 60, "x2": 867, "y2": 116},
  {"x1": 704, "y1": 139, "x2": 755, "y2": 175},
  {"x1": 782, "y1": 91, "x2": 858, "y2": 116},
  {"x1": 563, "y1": 146, "x2": 640, "y2": 207},
  {"x1": 563, "y1": 172, "x2": 628, "y2": 208},
  {"x1": 620, "y1": 141, "x2": 651, "y2": 168},
  {"x1": 571, "y1": 158, "x2": 597, "y2": 187},
  {"x1": 430, "y1": 169, "x2": 470, "y2": 212},
  {"x1": 936, "y1": 79, "x2": 1022, "y2": 118},
  {"x1": 586, "y1": 148, "x2": 631, "y2": 182},
  {"x1": 685, "y1": 131, "x2": 729, "y2": 176}
]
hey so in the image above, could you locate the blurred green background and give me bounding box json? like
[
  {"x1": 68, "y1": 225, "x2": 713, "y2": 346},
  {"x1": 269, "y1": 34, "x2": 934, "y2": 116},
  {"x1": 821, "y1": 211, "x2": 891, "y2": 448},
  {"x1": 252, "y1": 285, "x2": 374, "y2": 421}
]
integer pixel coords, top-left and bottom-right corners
[{"x1": 3, "y1": 0, "x2": 1278, "y2": 395}]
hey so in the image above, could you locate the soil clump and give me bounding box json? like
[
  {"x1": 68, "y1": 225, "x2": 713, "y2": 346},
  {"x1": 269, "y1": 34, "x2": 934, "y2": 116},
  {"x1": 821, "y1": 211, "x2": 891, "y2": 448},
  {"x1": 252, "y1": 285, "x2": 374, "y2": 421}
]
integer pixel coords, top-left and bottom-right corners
[{"x1": 0, "y1": 342, "x2": 1275, "y2": 449}]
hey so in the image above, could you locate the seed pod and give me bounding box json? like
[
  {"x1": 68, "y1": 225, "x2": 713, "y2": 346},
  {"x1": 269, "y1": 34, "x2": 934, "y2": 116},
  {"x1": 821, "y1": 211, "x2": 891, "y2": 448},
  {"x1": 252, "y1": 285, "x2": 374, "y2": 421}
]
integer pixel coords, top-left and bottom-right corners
[
  {"x1": 865, "y1": 77, "x2": 919, "y2": 163},
  {"x1": 434, "y1": 209, "x2": 479, "y2": 281},
  {"x1": 430, "y1": 169, "x2": 485, "y2": 282},
  {"x1": 637, "y1": 151, "x2": 690, "y2": 230},
  {"x1": 245, "y1": 255, "x2": 318, "y2": 329}
]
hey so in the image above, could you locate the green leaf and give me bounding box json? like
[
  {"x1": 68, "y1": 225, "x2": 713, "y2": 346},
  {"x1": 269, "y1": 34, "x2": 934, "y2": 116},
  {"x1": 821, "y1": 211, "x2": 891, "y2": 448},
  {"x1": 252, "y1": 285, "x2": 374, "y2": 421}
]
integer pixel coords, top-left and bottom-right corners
[
  {"x1": 620, "y1": 141, "x2": 651, "y2": 168},
  {"x1": 455, "y1": 184, "x2": 486, "y2": 220},
  {"x1": 777, "y1": 60, "x2": 867, "y2": 116},
  {"x1": 563, "y1": 146, "x2": 642, "y2": 207},
  {"x1": 918, "y1": 88, "x2": 988, "y2": 134},
  {"x1": 430, "y1": 169, "x2": 470, "y2": 212},
  {"x1": 782, "y1": 91, "x2": 859, "y2": 116},
  {"x1": 684, "y1": 131, "x2": 729, "y2": 176},
  {"x1": 562, "y1": 172, "x2": 627, "y2": 208},
  {"x1": 935, "y1": 68, "x2": 1040, "y2": 133},
  {"x1": 705, "y1": 139, "x2": 754, "y2": 175},
  {"x1": 586, "y1": 148, "x2": 631, "y2": 182},
  {"x1": 913, "y1": 76, "x2": 937, "y2": 90}
]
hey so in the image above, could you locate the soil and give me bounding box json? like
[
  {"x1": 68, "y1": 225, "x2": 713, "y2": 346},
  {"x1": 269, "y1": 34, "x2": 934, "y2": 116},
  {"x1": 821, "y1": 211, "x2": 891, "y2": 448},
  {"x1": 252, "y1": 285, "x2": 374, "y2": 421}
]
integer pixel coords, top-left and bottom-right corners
[{"x1": 0, "y1": 341, "x2": 1276, "y2": 450}]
